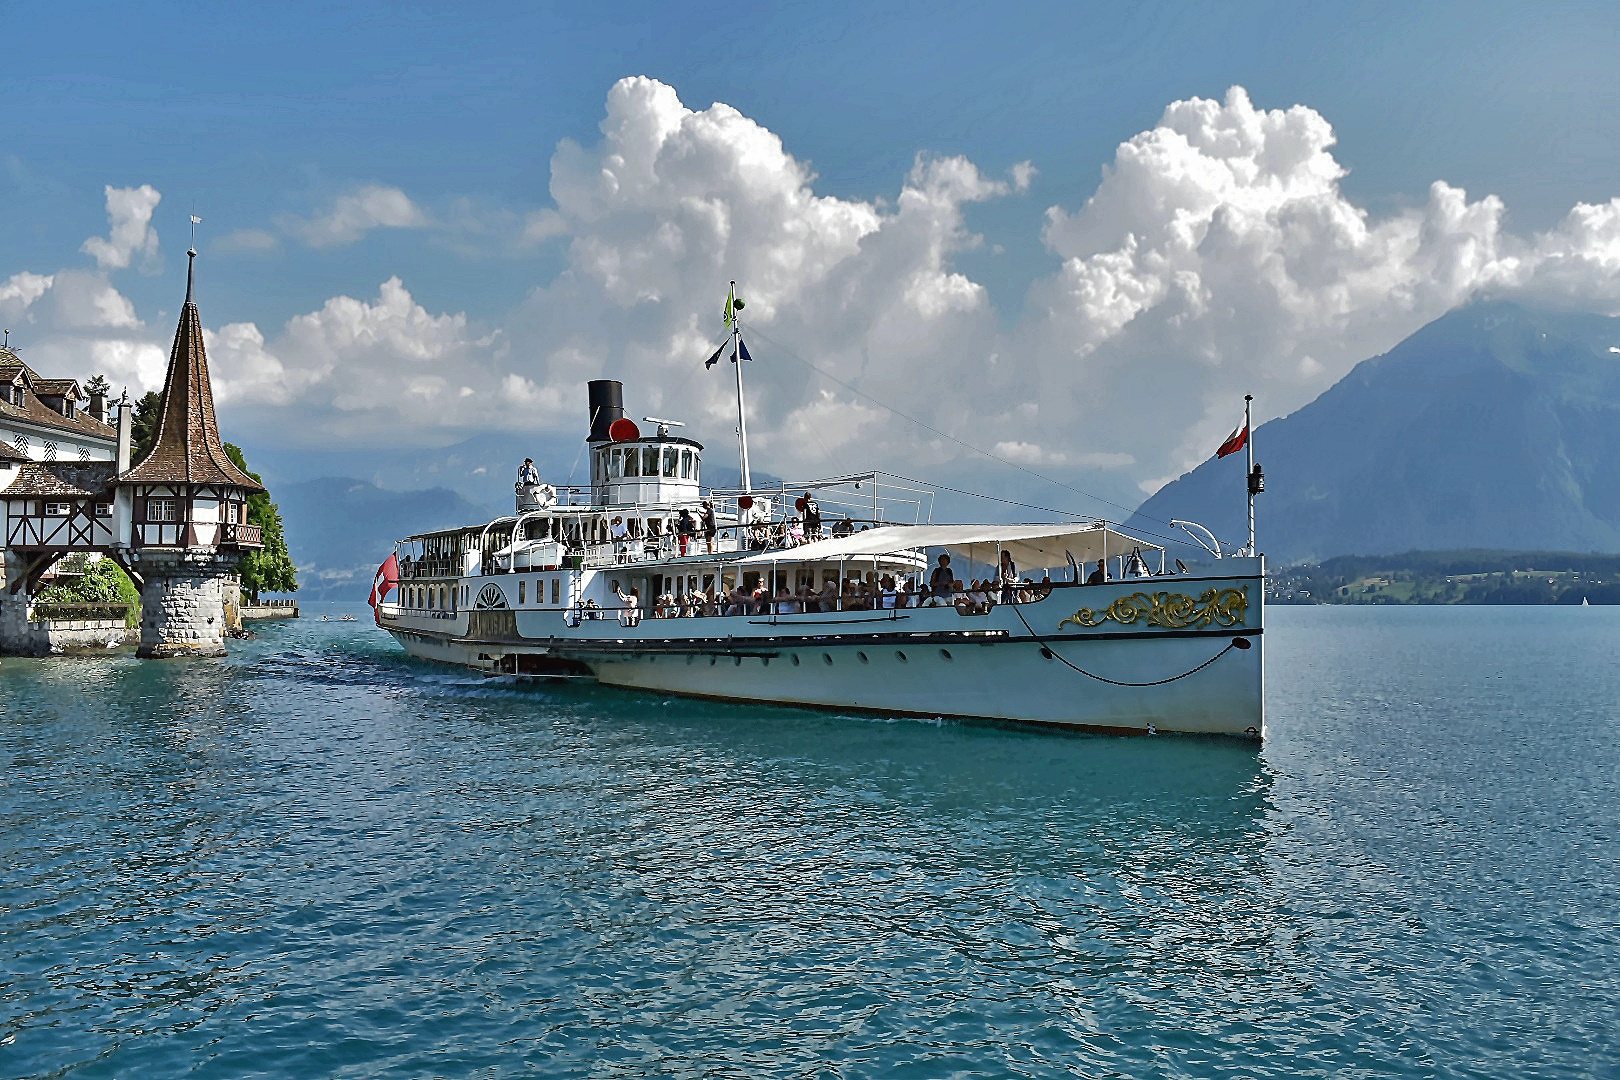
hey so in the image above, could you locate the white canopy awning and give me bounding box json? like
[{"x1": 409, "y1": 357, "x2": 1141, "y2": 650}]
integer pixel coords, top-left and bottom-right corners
[{"x1": 734, "y1": 522, "x2": 1160, "y2": 570}]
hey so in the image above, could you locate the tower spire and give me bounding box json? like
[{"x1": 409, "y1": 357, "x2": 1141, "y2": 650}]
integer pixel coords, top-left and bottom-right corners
[{"x1": 185, "y1": 247, "x2": 197, "y2": 304}]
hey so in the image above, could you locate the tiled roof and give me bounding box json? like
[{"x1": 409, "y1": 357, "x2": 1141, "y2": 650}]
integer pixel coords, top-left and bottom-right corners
[
  {"x1": 118, "y1": 254, "x2": 263, "y2": 492},
  {"x1": 0, "y1": 384, "x2": 118, "y2": 442},
  {"x1": 0, "y1": 437, "x2": 28, "y2": 463},
  {"x1": 32, "y1": 378, "x2": 83, "y2": 398},
  {"x1": 0, "y1": 460, "x2": 117, "y2": 499}
]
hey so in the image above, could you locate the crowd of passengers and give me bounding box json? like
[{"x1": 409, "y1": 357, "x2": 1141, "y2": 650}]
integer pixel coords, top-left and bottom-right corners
[{"x1": 587, "y1": 549, "x2": 1154, "y2": 621}]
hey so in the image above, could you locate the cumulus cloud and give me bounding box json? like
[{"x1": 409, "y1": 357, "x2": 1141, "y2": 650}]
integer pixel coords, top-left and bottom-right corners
[
  {"x1": 81, "y1": 184, "x2": 161, "y2": 271},
  {"x1": 1022, "y1": 86, "x2": 1620, "y2": 492},
  {"x1": 14, "y1": 82, "x2": 1620, "y2": 514},
  {"x1": 214, "y1": 228, "x2": 279, "y2": 254},
  {"x1": 279, "y1": 184, "x2": 429, "y2": 247}
]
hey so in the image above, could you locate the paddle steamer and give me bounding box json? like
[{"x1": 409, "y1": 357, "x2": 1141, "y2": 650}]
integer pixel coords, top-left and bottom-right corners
[{"x1": 374, "y1": 302, "x2": 1265, "y2": 738}]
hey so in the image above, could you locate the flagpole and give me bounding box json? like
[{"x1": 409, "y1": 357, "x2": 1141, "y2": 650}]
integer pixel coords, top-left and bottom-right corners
[
  {"x1": 730, "y1": 281, "x2": 753, "y2": 494},
  {"x1": 1245, "y1": 394, "x2": 1255, "y2": 554}
]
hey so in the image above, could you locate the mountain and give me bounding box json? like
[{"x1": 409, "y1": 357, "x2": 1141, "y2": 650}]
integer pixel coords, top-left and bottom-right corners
[
  {"x1": 1132, "y1": 301, "x2": 1620, "y2": 564},
  {"x1": 275, "y1": 478, "x2": 498, "y2": 600}
]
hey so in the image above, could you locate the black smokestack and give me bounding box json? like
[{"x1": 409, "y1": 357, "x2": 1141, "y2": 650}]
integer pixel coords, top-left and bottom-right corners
[{"x1": 587, "y1": 379, "x2": 624, "y2": 442}]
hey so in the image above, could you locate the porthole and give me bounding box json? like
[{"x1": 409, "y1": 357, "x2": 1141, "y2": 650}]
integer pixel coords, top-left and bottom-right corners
[
  {"x1": 1040, "y1": 647, "x2": 1055, "y2": 660},
  {"x1": 710, "y1": 656, "x2": 717, "y2": 666},
  {"x1": 896, "y1": 650, "x2": 908, "y2": 662},
  {"x1": 940, "y1": 648, "x2": 953, "y2": 661},
  {"x1": 823, "y1": 653, "x2": 834, "y2": 665},
  {"x1": 857, "y1": 651, "x2": 869, "y2": 664},
  {"x1": 734, "y1": 655, "x2": 743, "y2": 666},
  {"x1": 761, "y1": 657, "x2": 770, "y2": 667},
  {"x1": 790, "y1": 654, "x2": 800, "y2": 666}
]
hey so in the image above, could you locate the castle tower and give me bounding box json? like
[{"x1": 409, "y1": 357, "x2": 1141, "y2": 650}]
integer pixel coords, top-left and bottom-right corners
[{"x1": 117, "y1": 249, "x2": 264, "y2": 657}]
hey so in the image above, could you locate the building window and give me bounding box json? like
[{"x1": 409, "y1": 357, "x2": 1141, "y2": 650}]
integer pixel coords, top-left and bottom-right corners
[
  {"x1": 148, "y1": 498, "x2": 178, "y2": 523},
  {"x1": 95, "y1": 503, "x2": 112, "y2": 517},
  {"x1": 43, "y1": 441, "x2": 57, "y2": 461},
  {"x1": 43, "y1": 502, "x2": 70, "y2": 516}
]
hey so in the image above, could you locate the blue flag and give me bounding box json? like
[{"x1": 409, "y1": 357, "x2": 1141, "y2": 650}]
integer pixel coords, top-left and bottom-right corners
[
  {"x1": 738, "y1": 337, "x2": 753, "y2": 362},
  {"x1": 704, "y1": 342, "x2": 725, "y2": 369}
]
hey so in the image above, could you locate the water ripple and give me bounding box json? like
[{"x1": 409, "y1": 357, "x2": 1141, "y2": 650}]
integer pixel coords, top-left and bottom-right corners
[{"x1": 3, "y1": 604, "x2": 1618, "y2": 1077}]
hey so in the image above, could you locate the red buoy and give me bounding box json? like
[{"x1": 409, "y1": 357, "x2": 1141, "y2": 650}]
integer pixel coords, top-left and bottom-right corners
[{"x1": 608, "y1": 417, "x2": 640, "y2": 442}]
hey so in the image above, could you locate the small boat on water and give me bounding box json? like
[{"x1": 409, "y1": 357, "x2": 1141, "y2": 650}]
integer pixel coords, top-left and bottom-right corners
[{"x1": 372, "y1": 293, "x2": 1265, "y2": 738}]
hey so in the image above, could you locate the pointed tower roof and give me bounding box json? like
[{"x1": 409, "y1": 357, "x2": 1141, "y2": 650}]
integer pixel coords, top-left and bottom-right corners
[{"x1": 119, "y1": 250, "x2": 263, "y2": 491}]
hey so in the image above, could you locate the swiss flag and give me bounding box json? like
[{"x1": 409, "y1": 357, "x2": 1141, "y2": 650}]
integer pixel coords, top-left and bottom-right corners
[
  {"x1": 368, "y1": 553, "x2": 399, "y2": 616},
  {"x1": 1216, "y1": 421, "x2": 1249, "y2": 459}
]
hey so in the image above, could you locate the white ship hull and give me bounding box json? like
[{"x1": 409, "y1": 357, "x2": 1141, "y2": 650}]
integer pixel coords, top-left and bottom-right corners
[{"x1": 380, "y1": 561, "x2": 1264, "y2": 738}]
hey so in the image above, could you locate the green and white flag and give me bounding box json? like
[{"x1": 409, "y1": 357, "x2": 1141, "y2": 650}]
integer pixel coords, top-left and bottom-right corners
[{"x1": 722, "y1": 284, "x2": 744, "y2": 327}]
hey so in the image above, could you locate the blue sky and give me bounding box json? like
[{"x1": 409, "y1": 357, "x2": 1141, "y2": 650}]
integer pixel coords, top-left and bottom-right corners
[{"x1": 6, "y1": 0, "x2": 1620, "y2": 503}]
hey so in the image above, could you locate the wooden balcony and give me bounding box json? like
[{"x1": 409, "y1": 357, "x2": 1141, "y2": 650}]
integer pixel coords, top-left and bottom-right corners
[{"x1": 220, "y1": 522, "x2": 264, "y2": 547}]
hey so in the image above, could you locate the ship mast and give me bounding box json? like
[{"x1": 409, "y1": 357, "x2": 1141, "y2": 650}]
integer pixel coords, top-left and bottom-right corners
[{"x1": 730, "y1": 279, "x2": 753, "y2": 494}]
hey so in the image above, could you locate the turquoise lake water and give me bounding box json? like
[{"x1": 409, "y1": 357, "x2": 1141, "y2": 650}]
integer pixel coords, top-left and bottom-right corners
[{"x1": 3, "y1": 604, "x2": 1618, "y2": 1078}]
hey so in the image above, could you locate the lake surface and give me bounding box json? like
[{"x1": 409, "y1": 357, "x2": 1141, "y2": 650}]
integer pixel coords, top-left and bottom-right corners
[{"x1": 3, "y1": 605, "x2": 1618, "y2": 1078}]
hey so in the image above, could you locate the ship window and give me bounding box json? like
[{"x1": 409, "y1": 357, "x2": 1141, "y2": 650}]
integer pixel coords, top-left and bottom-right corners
[
  {"x1": 606, "y1": 450, "x2": 622, "y2": 479},
  {"x1": 551, "y1": 578, "x2": 560, "y2": 605},
  {"x1": 642, "y1": 447, "x2": 659, "y2": 475},
  {"x1": 680, "y1": 449, "x2": 693, "y2": 479},
  {"x1": 662, "y1": 447, "x2": 678, "y2": 477},
  {"x1": 519, "y1": 581, "x2": 526, "y2": 604},
  {"x1": 623, "y1": 448, "x2": 639, "y2": 477}
]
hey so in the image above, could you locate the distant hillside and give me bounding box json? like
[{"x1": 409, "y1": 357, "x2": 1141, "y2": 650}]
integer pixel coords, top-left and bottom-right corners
[
  {"x1": 276, "y1": 478, "x2": 498, "y2": 601},
  {"x1": 1133, "y1": 301, "x2": 1620, "y2": 564},
  {"x1": 1271, "y1": 549, "x2": 1620, "y2": 605}
]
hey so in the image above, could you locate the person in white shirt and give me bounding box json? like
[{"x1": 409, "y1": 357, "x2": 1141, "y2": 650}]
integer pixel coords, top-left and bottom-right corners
[{"x1": 518, "y1": 458, "x2": 539, "y2": 486}]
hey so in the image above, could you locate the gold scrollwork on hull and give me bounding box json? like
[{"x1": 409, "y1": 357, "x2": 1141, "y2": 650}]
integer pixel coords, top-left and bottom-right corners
[{"x1": 1058, "y1": 586, "x2": 1248, "y2": 631}]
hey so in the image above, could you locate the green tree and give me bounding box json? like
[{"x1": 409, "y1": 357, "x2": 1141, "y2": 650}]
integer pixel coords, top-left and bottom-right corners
[
  {"x1": 131, "y1": 390, "x2": 163, "y2": 464},
  {"x1": 36, "y1": 557, "x2": 141, "y2": 626},
  {"x1": 224, "y1": 442, "x2": 298, "y2": 601},
  {"x1": 85, "y1": 374, "x2": 111, "y2": 398}
]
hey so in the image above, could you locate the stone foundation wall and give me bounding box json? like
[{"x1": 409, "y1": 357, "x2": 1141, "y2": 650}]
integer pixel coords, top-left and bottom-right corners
[{"x1": 133, "y1": 551, "x2": 238, "y2": 658}]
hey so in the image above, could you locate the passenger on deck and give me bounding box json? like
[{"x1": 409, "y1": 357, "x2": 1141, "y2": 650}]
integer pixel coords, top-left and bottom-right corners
[
  {"x1": 613, "y1": 582, "x2": 640, "y2": 625},
  {"x1": 832, "y1": 517, "x2": 853, "y2": 538},
  {"x1": 726, "y1": 583, "x2": 750, "y2": 617},
  {"x1": 803, "y1": 493, "x2": 822, "y2": 540},
  {"x1": 776, "y1": 585, "x2": 799, "y2": 614},
  {"x1": 819, "y1": 578, "x2": 841, "y2": 612},
  {"x1": 999, "y1": 551, "x2": 1019, "y2": 604},
  {"x1": 1086, "y1": 559, "x2": 1107, "y2": 585},
  {"x1": 879, "y1": 575, "x2": 898, "y2": 610},
  {"x1": 702, "y1": 501, "x2": 718, "y2": 554},
  {"x1": 676, "y1": 508, "x2": 696, "y2": 557},
  {"x1": 611, "y1": 516, "x2": 629, "y2": 562},
  {"x1": 928, "y1": 554, "x2": 957, "y2": 604},
  {"x1": 518, "y1": 458, "x2": 539, "y2": 487}
]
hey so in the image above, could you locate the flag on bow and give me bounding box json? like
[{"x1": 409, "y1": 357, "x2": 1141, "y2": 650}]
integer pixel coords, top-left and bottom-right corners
[
  {"x1": 368, "y1": 552, "x2": 399, "y2": 619},
  {"x1": 1216, "y1": 419, "x2": 1249, "y2": 459}
]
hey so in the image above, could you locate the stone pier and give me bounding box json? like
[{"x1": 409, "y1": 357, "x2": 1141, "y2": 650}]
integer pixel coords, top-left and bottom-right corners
[{"x1": 132, "y1": 550, "x2": 239, "y2": 658}]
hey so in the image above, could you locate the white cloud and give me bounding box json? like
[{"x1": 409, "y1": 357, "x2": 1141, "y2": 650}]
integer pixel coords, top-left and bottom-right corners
[
  {"x1": 279, "y1": 184, "x2": 429, "y2": 247},
  {"x1": 81, "y1": 184, "x2": 161, "y2": 271},
  {"x1": 0, "y1": 271, "x2": 53, "y2": 321},
  {"x1": 214, "y1": 228, "x2": 279, "y2": 254},
  {"x1": 1022, "y1": 86, "x2": 1620, "y2": 487}
]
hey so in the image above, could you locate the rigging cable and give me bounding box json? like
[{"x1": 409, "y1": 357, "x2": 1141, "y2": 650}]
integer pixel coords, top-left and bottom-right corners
[
  {"x1": 1009, "y1": 601, "x2": 1247, "y2": 687},
  {"x1": 745, "y1": 325, "x2": 1186, "y2": 532}
]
